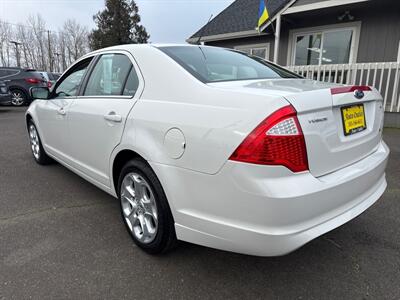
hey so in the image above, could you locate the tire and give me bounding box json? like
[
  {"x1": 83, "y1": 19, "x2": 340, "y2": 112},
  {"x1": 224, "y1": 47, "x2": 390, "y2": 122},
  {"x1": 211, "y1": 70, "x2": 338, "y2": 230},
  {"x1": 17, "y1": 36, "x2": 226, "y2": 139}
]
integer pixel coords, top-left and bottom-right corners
[
  {"x1": 10, "y1": 89, "x2": 28, "y2": 106},
  {"x1": 118, "y1": 159, "x2": 177, "y2": 254},
  {"x1": 28, "y1": 121, "x2": 53, "y2": 165}
]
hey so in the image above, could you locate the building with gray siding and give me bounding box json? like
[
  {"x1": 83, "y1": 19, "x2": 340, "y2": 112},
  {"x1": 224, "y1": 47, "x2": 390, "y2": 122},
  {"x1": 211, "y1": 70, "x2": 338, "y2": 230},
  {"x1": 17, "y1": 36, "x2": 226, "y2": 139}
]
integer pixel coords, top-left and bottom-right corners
[
  {"x1": 188, "y1": 0, "x2": 400, "y2": 65},
  {"x1": 187, "y1": 0, "x2": 400, "y2": 121}
]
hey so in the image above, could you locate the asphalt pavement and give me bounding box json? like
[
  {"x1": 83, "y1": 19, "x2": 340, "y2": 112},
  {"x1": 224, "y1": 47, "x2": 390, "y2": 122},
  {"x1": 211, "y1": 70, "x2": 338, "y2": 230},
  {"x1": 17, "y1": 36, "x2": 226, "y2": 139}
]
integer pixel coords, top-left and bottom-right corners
[{"x1": 0, "y1": 107, "x2": 399, "y2": 299}]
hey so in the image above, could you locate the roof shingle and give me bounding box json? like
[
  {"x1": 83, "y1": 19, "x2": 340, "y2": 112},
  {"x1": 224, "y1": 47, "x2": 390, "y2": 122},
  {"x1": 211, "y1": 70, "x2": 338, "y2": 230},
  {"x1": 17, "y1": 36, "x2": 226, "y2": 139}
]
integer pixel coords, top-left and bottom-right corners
[{"x1": 189, "y1": 0, "x2": 291, "y2": 39}]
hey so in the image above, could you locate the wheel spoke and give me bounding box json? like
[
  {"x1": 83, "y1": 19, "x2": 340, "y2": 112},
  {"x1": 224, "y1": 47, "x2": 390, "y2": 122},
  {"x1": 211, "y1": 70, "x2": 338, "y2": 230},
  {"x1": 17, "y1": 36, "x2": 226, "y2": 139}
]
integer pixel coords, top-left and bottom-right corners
[
  {"x1": 132, "y1": 175, "x2": 144, "y2": 199},
  {"x1": 122, "y1": 196, "x2": 137, "y2": 216},
  {"x1": 144, "y1": 212, "x2": 157, "y2": 233},
  {"x1": 142, "y1": 188, "x2": 157, "y2": 219},
  {"x1": 121, "y1": 182, "x2": 135, "y2": 204},
  {"x1": 124, "y1": 194, "x2": 136, "y2": 208},
  {"x1": 138, "y1": 214, "x2": 150, "y2": 240},
  {"x1": 126, "y1": 211, "x2": 138, "y2": 232},
  {"x1": 142, "y1": 200, "x2": 153, "y2": 213}
]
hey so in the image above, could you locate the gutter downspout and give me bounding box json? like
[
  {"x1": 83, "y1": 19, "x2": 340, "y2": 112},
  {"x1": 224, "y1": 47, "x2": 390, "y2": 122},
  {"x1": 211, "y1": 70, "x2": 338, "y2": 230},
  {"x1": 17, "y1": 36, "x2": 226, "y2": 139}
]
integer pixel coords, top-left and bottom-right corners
[
  {"x1": 273, "y1": 14, "x2": 281, "y2": 64},
  {"x1": 397, "y1": 40, "x2": 400, "y2": 63}
]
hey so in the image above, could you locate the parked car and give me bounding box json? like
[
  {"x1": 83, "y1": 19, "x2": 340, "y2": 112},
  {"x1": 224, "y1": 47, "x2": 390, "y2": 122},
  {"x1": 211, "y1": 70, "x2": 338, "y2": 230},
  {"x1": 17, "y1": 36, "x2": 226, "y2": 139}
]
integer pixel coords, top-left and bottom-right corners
[
  {"x1": 39, "y1": 71, "x2": 61, "y2": 89},
  {"x1": 0, "y1": 67, "x2": 47, "y2": 106},
  {"x1": 0, "y1": 81, "x2": 11, "y2": 105},
  {"x1": 25, "y1": 44, "x2": 389, "y2": 256}
]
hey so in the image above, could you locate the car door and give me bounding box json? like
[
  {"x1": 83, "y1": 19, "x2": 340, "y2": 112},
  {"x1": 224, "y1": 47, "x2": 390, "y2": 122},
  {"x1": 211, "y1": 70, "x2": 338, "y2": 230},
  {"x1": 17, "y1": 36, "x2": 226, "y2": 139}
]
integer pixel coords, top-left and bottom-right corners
[
  {"x1": 66, "y1": 51, "x2": 143, "y2": 188},
  {"x1": 35, "y1": 57, "x2": 94, "y2": 161}
]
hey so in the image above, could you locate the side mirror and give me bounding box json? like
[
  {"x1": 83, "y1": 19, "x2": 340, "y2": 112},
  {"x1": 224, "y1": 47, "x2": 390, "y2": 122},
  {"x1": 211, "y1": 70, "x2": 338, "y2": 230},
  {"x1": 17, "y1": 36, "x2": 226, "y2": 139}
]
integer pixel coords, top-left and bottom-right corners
[{"x1": 30, "y1": 87, "x2": 49, "y2": 100}]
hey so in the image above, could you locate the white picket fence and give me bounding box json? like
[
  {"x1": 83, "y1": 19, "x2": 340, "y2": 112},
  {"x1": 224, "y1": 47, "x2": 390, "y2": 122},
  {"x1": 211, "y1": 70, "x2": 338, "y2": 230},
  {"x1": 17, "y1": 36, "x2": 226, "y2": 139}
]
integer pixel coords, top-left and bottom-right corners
[{"x1": 287, "y1": 62, "x2": 400, "y2": 113}]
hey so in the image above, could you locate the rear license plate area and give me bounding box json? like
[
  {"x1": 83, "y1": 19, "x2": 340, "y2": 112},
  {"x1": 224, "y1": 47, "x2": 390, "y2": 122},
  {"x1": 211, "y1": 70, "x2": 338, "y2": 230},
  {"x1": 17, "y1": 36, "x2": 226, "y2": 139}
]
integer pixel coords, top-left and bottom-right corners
[{"x1": 341, "y1": 104, "x2": 366, "y2": 136}]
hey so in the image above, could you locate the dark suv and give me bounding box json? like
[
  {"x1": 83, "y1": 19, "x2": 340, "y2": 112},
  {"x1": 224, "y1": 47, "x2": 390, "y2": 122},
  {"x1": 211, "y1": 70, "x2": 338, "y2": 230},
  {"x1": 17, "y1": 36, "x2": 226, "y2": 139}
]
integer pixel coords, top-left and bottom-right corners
[
  {"x1": 0, "y1": 81, "x2": 11, "y2": 105},
  {"x1": 0, "y1": 67, "x2": 47, "y2": 106}
]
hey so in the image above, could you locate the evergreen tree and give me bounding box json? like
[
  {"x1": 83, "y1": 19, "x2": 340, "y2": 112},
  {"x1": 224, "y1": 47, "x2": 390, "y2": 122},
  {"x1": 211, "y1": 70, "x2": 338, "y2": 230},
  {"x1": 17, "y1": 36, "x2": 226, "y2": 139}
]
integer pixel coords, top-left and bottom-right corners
[{"x1": 89, "y1": 0, "x2": 149, "y2": 50}]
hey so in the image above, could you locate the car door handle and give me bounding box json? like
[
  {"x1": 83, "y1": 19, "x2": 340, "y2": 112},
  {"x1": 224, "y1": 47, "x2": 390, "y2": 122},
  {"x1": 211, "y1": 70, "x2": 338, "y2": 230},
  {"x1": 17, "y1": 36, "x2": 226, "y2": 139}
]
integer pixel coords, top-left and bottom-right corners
[
  {"x1": 104, "y1": 112, "x2": 122, "y2": 123},
  {"x1": 57, "y1": 108, "x2": 66, "y2": 116}
]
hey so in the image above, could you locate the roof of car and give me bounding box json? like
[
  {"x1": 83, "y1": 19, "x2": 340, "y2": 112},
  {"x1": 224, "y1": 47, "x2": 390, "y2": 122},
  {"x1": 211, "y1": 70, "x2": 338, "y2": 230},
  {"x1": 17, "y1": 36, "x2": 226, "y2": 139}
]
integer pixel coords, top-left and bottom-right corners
[
  {"x1": 0, "y1": 67, "x2": 36, "y2": 71},
  {"x1": 83, "y1": 43, "x2": 216, "y2": 56}
]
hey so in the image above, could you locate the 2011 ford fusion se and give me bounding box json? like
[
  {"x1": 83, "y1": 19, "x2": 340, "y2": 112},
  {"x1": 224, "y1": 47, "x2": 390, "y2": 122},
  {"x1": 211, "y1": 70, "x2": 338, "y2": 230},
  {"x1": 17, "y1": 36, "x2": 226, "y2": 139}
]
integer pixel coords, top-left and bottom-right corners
[{"x1": 26, "y1": 44, "x2": 389, "y2": 256}]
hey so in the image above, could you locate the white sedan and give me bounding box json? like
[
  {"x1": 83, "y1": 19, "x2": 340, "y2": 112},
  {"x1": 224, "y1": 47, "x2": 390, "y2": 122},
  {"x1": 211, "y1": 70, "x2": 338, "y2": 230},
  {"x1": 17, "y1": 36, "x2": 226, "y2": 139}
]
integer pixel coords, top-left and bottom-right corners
[{"x1": 26, "y1": 44, "x2": 389, "y2": 256}]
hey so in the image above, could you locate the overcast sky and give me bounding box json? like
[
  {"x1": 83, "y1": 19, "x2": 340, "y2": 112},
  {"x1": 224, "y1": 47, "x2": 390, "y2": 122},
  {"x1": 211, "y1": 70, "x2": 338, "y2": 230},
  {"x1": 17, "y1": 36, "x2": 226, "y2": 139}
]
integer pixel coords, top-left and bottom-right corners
[{"x1": 0, "y1": 0, "x2": 234, "y2": 43}]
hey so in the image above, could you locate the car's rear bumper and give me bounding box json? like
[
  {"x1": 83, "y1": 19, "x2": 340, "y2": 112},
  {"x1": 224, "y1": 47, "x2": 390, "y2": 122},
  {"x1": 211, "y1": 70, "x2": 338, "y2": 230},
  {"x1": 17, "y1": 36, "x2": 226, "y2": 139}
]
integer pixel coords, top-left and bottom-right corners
[{"x1": 151, "y1": 140, "x2": 389, "y2": 256}]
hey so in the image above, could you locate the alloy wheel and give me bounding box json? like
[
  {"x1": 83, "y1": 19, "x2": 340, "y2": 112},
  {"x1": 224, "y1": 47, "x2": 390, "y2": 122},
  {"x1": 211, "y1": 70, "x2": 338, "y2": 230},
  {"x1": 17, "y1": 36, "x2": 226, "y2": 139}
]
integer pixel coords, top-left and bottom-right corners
[
  {"x1": 11, "y1": 91, "x2": 25, "y2": 106},
  {"x1": 120, "y1": 172, "x2": 159, "y2": 244},
  {"x1": 29, "y1": 124, "x2": 40, "y2": 160}
]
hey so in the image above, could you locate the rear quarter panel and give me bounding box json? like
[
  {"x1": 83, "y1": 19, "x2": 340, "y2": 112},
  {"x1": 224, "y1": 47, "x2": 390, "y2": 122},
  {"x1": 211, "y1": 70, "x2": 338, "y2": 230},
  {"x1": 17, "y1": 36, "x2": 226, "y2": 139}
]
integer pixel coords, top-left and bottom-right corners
[{"x1": 118, "y1": 46, "x2": 289, "y2": 175}]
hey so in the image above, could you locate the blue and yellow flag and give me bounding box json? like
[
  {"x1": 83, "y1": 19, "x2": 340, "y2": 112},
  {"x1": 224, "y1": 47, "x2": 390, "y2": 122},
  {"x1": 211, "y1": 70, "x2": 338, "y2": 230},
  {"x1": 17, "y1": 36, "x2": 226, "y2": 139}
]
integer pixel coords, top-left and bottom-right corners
[{"x1": 257, "y1": 0, "x2": 269, "y2": 30}]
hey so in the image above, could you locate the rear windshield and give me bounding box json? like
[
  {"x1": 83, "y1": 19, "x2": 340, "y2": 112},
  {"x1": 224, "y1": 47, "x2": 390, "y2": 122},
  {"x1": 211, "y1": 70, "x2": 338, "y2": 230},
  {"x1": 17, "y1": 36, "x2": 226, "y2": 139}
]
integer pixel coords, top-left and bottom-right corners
[
  {"x1": 159, "y1": 46, "x2": 301, "y2": 83},
  {"x1": 50, "y1": 73, "x2": 60, "y2": 80},
  {"x1": 28, "y1": 71, "x2": 46, "y2": 79}
]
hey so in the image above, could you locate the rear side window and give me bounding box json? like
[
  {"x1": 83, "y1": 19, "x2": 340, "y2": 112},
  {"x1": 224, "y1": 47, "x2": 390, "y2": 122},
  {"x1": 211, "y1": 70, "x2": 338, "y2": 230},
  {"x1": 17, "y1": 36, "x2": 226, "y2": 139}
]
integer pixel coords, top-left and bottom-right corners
[
  {"x1": 84, "y1": 54, "x2": 132, "y2": 96},
  {"x1": 7, "y1": 70, "x2": 19, "y2": 76},
  {"x1": 0, "y1": 69, "x2": 19, "y2": 78},
  {"x1": 159, "y1": 46, "x2": 301, "y2": 83},
  {"x1": 123, "y1": 67, "x2": 139, "y2": 96},
  {"x1": 48, "y1": 73, "x2": 57, "y2": 81}
]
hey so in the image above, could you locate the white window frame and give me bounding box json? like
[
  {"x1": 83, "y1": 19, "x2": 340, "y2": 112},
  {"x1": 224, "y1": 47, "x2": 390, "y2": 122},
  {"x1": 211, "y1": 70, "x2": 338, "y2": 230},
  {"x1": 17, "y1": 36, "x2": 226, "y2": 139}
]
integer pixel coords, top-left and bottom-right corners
[
  {"x1": 234, "y1": 43, "x2": 271, "y2": 61},
  {"x1": 287, "y1": 22, "x2": 361, "y2": 66}
]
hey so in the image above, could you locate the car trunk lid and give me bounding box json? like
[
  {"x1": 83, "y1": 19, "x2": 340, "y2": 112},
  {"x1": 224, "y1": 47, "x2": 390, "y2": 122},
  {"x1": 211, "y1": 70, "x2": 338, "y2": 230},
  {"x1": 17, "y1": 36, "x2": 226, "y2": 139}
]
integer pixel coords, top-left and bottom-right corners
[
  {"x1": 284, "y1": 85, "x2": 384, "y2": 177},
  {"x1": 208, "y1": 79, "x2": 384, "y2": 177}
]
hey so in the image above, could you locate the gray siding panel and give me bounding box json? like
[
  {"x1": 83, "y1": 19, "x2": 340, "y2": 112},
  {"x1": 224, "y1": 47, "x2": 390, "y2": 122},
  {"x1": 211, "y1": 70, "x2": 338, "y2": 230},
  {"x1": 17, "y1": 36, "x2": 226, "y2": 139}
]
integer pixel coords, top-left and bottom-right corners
[{"x1": 357, "y1": 3, "x2": 400, "y2": 62}]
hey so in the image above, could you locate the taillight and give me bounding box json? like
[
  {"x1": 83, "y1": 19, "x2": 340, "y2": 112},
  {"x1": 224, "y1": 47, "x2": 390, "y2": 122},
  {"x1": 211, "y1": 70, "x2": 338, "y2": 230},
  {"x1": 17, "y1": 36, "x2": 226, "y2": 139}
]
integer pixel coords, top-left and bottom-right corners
[
  {"x1": 331, "y1": 85, "x2": 371, "y2": 95},
  {"x1": 25, "y1": 78, "x2": 42, "y2": 84},
  {"x1": 229, "y1": 105, "x2": 309, "y2": 172},
  {"x1": 47, "y1": 81, "x2": 52, "y2": 88}
]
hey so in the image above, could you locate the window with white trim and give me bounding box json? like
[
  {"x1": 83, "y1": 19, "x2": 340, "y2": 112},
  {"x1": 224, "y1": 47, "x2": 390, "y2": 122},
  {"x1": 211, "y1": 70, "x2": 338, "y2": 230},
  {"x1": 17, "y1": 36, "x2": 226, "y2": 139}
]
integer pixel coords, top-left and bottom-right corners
[
  {"x1": 235, "y1": 44, "x2": 270, "y2": 60},
  {"x1": 292, "y1": 27, "x2": 356, "y2": 66}
]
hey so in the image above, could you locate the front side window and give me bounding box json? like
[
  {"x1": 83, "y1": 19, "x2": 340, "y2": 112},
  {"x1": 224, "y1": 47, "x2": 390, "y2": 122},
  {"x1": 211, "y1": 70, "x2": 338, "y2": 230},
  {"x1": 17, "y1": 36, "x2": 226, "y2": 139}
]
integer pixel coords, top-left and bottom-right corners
[
  {"x1": 159, "y1": 46, "x2": 299, "y2": 83},
  {"x1": 84, "y1": 54, "x2": 132, "y2": 96},
  {"x1": 293, "y1": 28, "x2": 354, "y2": 66},
  {"x1": 54, "y1": 58, "x2": 93, "y2": 98}
]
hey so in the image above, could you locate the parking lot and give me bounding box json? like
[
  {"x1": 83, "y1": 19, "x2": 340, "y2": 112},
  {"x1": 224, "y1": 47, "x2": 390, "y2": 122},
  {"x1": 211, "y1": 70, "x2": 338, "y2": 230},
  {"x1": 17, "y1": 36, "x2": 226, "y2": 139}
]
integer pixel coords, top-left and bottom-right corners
[{"x1": 0, "y1": 107, "x2": 399, "y2": 299}]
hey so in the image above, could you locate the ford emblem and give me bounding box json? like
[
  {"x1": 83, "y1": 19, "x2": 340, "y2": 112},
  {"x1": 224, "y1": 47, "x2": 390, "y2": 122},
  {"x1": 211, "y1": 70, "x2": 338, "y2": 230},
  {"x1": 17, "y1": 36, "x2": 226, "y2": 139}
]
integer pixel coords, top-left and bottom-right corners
[{"x1": 354, "y1": 89, "x2": 364, "y2": 99}]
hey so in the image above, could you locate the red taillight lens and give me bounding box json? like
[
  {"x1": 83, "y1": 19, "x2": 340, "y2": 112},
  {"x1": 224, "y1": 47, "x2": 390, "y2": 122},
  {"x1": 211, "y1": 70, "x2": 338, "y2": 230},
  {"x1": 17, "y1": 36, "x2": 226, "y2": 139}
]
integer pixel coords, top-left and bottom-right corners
[
  {"x1": 331, "y1": 85, "x2": 371, "y2": 95},
  {"x1": 229, "y1": 105, "x2": 309, "y2": 172},
  {"x1": 25, "y1": 78, "x2": 42, "y2": 84},
  {"x1": 47, "y1": 81, "x2": 52, "y2": 88}
]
